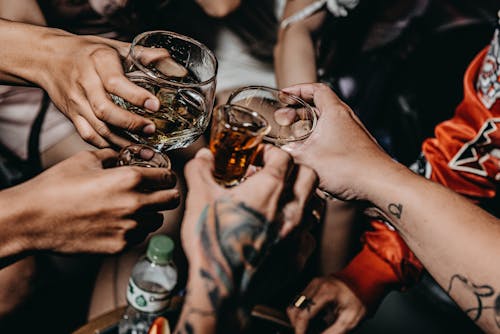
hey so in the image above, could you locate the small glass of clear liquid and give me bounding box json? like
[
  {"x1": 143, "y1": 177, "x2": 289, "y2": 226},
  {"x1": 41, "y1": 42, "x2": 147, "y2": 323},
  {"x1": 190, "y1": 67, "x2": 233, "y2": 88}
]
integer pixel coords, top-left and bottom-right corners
[{"x1": 112, "y1": 30, "x2": 218, "y2": 153}]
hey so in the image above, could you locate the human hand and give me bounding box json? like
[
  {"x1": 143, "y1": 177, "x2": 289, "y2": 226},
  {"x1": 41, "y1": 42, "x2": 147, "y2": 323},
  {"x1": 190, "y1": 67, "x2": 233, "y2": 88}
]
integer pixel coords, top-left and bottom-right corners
[
  {"x1": 287, "y1": 276, "x2": 366, "y2": 334},
  {"x1": 282, "y1": 83, "x2": 397, "y2": 202},
  {"x1": 174, "y1": 146, "x2": 316, "y2": 333},
  {"x1": 181, "y1": 146, "x2": 317, "y2": 290},
  {"x1": 5, "y1": 149, "x2": 179, "y2": 254},
  {"x1": 37, "y1": 31, "x2": 165, "y2": 148}
]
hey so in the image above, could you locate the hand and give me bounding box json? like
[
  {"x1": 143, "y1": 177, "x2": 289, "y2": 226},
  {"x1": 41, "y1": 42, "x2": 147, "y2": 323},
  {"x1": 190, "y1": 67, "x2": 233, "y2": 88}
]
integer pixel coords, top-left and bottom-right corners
[
  {"x1": 287, "y1": 276, "x2": 366, "y2": 334},
  {"x1": 175, "y1": 146, "x2": 316, "y2": 334},
  {"x1": 182, "y1": 146, "x2": 317, "y2": 271},
  {"x1": 38, "y1": 31, "x2": 163, "y2": 148},
  {"x1": 4, "y1": 149, "x2": 179, "y2": 254},
  {"x1": 282, "y1": 83, "x2": 397, "y2": 202}
]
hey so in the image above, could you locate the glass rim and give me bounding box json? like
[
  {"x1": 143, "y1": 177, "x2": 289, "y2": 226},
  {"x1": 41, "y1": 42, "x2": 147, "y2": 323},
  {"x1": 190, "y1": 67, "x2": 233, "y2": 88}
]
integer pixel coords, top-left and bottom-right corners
[
  {"x1": 227, "y1": 85, "x2": 318, "y2": 144},
  {"x1": 215, "y1": 104, "x2": 271, "y2": 137},
  {"x1": 118, "y1": 144, "x2": 171, "y2": 169},
  {"x1": 129, "y1": 30, "x2": 218, "y2": 88}
]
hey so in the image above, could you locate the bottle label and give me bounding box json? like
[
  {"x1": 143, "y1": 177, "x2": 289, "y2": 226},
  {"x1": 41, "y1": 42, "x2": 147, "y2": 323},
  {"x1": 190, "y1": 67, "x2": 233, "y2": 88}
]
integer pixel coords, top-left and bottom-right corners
[{"x1": 127, "y1": 278, "x2": 171, "y2": 313}]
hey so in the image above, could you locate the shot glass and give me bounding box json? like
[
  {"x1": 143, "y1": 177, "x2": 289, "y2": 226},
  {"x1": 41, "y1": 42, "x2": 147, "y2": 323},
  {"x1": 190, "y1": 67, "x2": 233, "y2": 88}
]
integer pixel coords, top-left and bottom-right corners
[
  {"x1": 112, "y1": 30, "x2": 218, "y2": 152},
  {"x1": 209, "y1": 104, "x2": 270, "y2": 187},
  {"x1": 227, "y1": 86, "x2": 317, "y2": 146}
]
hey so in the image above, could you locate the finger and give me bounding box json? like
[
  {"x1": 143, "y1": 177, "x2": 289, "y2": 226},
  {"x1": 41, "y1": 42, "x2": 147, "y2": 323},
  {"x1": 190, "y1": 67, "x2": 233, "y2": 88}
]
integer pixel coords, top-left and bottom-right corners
[
  {"x1": 260, "y1": 145, "x2": 294, "y2": 182},
  {"x1": 133, "y1": 166, "x2": 177, "y2": 190},
  {"x1": 184, "y1": 148, "x2": 219, "y2": 190},
  {"x1": 92, "y1": 148, "x2": 119, "y2": 168},
  {"x1": 139, "y1": 189, "x2": 182, "y2": 211},
  {"x1": 93, "y1": 48, "x2": 161, "y2": 112},
  {"x1": 293, "y1": 288, "x2": 337, "y2": 334},
  {"x1": 322, "y1": 311, "x2": 358, "y2": 334},
  {"x1": 282, "y1": 83, "x2": 343, "y2": 116},
  {"x1": 279, "y1": 166, "x2": 319, "y2": 238},
  {"x1": 84, "y1": 73, "x2": 157, "y2": 135},
  {"x1": 287, "y1": 279, "x2": 323, "y2": 326},
  {"x1": 69, "y1": 91, "x2": 134, "y2": 148},
  {"x1": 72, "y1": 115, "x2": 110, "y2": 147}
]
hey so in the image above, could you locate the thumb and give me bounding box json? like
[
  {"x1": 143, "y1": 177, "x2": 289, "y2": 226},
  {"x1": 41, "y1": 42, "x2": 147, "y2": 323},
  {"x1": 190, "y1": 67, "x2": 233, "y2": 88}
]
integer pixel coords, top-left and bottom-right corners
[{"x1": 184, "y1": 148, "x2": 217, "y2": 189}]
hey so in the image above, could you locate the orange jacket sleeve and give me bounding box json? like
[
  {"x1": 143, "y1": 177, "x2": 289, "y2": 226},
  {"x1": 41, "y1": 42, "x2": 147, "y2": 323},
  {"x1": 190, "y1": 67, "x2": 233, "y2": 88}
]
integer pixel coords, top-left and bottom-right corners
[{"x1": 335, "y1": 221, "x2": 423, "y2": 313}]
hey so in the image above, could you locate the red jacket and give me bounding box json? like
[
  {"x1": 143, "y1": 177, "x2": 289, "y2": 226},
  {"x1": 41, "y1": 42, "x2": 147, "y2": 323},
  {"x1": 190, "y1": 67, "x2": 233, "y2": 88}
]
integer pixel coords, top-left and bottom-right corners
[{"x1": 336, "y1": 46, "x2": 500, "y2": 311}]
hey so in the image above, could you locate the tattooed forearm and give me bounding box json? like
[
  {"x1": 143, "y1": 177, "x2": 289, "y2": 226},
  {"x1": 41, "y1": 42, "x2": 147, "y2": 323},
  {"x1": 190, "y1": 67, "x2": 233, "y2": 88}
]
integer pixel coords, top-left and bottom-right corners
[
  {"x1": 175, "y1": 198, "x2": 275, "y2": 334},
  {"x1": 447, "y1": 274, "x2": 500, "y2": 328},
  {"x1": 388, "y1": 203, "x2": 403, "y2": 219}
]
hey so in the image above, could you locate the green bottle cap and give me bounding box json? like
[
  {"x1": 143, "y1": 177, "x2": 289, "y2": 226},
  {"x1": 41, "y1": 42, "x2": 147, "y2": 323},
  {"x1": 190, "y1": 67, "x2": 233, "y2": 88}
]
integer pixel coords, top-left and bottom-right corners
[{"x1": 147, "y1": 235, "x2": 174, "y2": 265}]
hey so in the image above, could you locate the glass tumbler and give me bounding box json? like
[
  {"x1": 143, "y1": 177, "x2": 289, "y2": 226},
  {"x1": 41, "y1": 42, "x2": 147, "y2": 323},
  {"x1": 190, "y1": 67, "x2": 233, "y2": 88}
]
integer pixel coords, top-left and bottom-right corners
[{"x1": 112, "y1": 30, "x2": 218, "y2": 153}]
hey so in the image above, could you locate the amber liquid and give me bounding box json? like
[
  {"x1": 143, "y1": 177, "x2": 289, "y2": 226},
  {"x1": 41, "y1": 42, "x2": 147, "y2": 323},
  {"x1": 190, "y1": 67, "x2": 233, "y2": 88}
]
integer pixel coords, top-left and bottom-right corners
[
  {"x1": 209, "y1": 127, "x2": 261, "y2": 187},
  {"x1": 112, "y1": 72, "x2": 206, "y2": 152}
]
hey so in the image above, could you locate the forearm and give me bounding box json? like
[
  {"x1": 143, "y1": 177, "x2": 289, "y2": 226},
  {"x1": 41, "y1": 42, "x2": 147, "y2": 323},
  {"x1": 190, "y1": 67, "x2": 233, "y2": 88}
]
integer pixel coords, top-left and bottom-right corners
[
  {"x1": 0, "y1": 19, "x2": 70, "y2": 86},
  {"x1": 275, "y1": 24, "x2": 318, "y2": 88},
  {"x1": 174, "y1": 269, "x2": 230, "y2": 334},
  {"x1": 365, "y1": 163, "x2": 500, "y2": 332},
  {"x1": 0, "y1": 187, "x2": 32, "y2": 269}
]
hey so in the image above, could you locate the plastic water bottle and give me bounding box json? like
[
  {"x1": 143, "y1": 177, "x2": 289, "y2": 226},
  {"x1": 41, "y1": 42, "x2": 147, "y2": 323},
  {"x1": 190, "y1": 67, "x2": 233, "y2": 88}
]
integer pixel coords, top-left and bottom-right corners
[{"x1": 119, "y1": 235, "x2": 178, "y2": 334}]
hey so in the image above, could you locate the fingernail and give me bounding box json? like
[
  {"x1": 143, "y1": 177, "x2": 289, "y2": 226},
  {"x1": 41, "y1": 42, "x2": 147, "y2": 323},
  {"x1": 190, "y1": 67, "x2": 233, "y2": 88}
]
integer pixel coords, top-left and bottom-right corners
[
  {"x1": 143, "y1": 123, "x2": 155, "y2": 134},
  {"x1": 144, "y1": 98, "x2": 160, "y2": 111}
]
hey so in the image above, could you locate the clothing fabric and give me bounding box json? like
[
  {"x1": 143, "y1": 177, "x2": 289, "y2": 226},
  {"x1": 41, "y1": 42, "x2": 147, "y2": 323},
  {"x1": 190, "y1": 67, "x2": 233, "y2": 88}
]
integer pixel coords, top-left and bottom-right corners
[
  {"x1": 336, "y1": 25, "x2": 500, "y2": 311},
  {"x1": 214, "y1": 0, "x2": 285, "y2": 92}
]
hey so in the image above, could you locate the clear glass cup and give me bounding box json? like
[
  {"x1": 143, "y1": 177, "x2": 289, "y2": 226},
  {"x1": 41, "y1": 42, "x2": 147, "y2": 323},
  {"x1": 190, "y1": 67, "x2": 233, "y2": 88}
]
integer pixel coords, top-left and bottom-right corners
[
  {"x1": 209, "y1": 104, "x2": 270, "y2": 187},
  {"x1": 112, "y1": 30, "x2": 218, "y2": 153},
  {"x1": 227, "y1": 86, "x2": 317, "y2": 147},
  {"x1": 117, "y1": 144, "x2": 171, "y2": 169},
  {"x1": 227, "y1": 86, "x2": 333, "y2": 202}
]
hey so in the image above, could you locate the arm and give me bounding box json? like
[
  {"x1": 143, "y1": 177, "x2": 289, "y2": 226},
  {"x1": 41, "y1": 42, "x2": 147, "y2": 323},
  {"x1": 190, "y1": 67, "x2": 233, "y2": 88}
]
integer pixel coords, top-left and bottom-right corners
[
  {"x1": 0, "y1": 149, "x2": 179, "y2": 269},
  {"x1": 0, "y1": 0, "x2": 45, "y2": 26},
  {"x1": 283, "y1": 83, "x2": 500, "y2": 333},
  {"x1": 176, "y1": 147, "x2": 318, "y2": 333},
  {"x1": 0, "y1": 18, "x2": 164, "y2": 147},
  {"x1": 274, "y1": 0, "x2": 326, "y2": 88}
]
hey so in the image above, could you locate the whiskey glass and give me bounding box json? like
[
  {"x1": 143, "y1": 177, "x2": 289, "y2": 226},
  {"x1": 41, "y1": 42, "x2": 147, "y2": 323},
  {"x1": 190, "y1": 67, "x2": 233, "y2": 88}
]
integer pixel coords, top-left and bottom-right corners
[{"x1": 112, "y1": 30, "x2": 218, "y2": 153}]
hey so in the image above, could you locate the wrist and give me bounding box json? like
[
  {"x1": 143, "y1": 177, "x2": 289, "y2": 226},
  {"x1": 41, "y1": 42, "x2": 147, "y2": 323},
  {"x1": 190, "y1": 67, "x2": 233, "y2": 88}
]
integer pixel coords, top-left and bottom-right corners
[{"x1": 0, "y1": 187, "x2": 35, "y2": 259}]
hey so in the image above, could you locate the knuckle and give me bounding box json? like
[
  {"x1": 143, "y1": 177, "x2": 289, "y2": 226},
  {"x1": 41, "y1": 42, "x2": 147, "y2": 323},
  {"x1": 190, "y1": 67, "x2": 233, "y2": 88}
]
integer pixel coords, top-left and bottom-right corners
[
  {"x1": 105, "y1": 75, "x2": 122, "y2": 92},
  {"x1": 122, "y1": 168, "x2": 143, "y2": 187},
  {"x1": 96, "y1": 123, "x2": 112, "y2": 137},
  {"x1": 79, "y1": 129, "x2": 98, "y2": 144}
]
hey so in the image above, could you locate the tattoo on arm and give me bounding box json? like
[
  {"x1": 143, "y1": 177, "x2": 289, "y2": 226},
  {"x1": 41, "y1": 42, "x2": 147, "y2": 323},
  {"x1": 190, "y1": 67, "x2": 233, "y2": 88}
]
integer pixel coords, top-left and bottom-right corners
[
  {"x1": 388, "y1": 203, "x2": 403, "y2": 219},
  {"x1": 175, "y1": 198, "x2": 274, "y2": 333},
  {"x1": 447, "y1": 274, "x2": 500, "y2": 328}
]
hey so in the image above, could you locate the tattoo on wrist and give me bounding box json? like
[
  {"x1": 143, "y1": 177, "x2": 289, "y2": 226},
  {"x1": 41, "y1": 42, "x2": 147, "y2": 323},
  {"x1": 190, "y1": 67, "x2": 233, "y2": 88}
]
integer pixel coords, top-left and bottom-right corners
[
  {"x1": 447, "y1": 274, "x2": 500, "y2": 328},
  {"x1": 388, "y1": 203, "x2": 403, "y2": 219}
]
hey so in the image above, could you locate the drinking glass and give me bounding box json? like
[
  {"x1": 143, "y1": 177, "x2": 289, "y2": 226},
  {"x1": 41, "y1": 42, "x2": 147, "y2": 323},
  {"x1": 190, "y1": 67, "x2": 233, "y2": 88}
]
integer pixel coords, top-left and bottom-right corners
[
  {"x1": 227, "y1": 86, "x2": 333, "y2": 202},
  {"x1": 209, "y1": 104, "x2": 270, "y2": 187},
  {"x1": 227, "y1": 86, "x2": 317, "y2": 146},
  {"x1": 112, "y1": 30, "x2": 218, "y2": 153},
  {"x1": 117, "y1": 144, "x2": 171, "y2": 169}
]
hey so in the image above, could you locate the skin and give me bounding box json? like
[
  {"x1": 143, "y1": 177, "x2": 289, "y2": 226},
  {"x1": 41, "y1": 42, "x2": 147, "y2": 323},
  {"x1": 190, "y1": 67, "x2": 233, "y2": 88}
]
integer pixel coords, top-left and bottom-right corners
[
  {"x1": 0, "y1": 148, "x2": 179, "y2": 316},
  {"x1": 282, "y1": 83, "x2": 500, "y2": 334},
  {"x1": 195, "y1": 0, "x2": 242, "y2": 18},
  {"x1": 274, "y1": 0, "x2": 326, "y2": 88},
  {"x1": 0, "y1": 17, "x2": 163, "y2": 148},
  {"x1": 175, "y1": 146, "x2": 318, "y2": 333}
]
